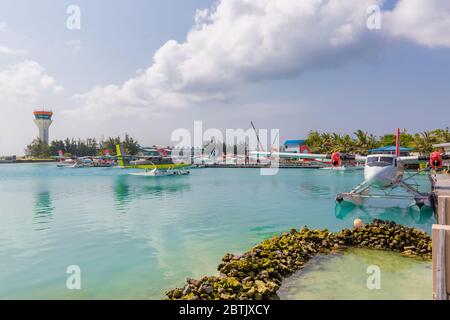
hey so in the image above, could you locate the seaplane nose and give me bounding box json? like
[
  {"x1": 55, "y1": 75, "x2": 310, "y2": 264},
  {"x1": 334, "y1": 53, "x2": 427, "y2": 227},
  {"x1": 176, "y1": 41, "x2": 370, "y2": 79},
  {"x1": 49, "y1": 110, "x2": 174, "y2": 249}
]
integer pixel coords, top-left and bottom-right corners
[{"x1": 364, "y1": 166, "x2": 383, "y2": 182}]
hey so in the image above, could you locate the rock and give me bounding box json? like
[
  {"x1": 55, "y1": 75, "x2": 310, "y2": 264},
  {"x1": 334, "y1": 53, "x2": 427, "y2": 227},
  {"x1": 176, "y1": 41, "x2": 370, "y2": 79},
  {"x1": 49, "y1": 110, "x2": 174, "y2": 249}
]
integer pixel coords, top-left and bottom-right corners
[
  {"x1": 182, "y1": 285, "x2": 192, "y2": 296},
  {"x1": 259, "y1": 270, "x2": 269, "y2": 279},
  {"x1": 172, "y1": 289, "x2": 183, "y2": 299},
  {"x1": 166, "y1": 219, "x2": 432, "y2": 301},
  {"x1": 255, "y1": 280, "x2": 269, "y2": 295},
  {"x1": 187, "y1": 278, "x2": 201, "y2": 287},
  {"x1": 203, "y1": 286, "x2": 214, "y2": 295},
  {"x1": 254, "y1": 292, "x2": 263, "y2": 300}
]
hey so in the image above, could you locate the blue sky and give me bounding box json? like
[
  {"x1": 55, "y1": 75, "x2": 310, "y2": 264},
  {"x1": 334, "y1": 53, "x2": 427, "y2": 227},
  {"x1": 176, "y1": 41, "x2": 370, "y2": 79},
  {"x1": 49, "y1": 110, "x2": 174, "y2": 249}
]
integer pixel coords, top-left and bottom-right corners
[{"x1": 0, "y1": 0, "x2": 449, "y2": 155}]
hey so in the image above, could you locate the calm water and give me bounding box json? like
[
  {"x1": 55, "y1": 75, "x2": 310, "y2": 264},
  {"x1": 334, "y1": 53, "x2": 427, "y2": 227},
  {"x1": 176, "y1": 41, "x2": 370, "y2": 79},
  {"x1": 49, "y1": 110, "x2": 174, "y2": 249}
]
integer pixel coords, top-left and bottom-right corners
[
  {"x1": 0, "y1": 164, "x2": 434, "y2": 299},
  {"x1": 278, "y1": 248, "x2": 432, "y2": 300}
]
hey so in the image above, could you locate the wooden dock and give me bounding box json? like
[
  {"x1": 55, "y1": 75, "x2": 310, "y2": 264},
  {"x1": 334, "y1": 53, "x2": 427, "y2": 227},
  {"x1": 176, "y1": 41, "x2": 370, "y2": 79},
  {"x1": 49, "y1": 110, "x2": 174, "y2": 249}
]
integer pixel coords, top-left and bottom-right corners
[{"x1": 432, "y1": 174, "x2": 450, "y2": 300}]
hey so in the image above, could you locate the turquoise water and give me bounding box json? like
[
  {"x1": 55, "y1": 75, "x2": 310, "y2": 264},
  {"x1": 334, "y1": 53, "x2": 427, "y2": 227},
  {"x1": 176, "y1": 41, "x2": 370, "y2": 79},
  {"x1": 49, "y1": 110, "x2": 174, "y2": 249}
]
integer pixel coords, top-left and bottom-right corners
[
  {"x1": 0, "y1": 164, "x2": 434, "y2": 299},
  {"x1": 278, "y1": 248, "x2": 432, "y2": 300}
]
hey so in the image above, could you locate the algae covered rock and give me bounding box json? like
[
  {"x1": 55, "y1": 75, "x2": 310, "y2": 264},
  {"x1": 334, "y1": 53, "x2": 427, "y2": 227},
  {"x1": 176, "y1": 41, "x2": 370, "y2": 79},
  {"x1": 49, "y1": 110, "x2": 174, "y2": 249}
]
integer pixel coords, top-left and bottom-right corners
[{"x1": 166, "y1": 219, "x2": 432, "y2": 300}]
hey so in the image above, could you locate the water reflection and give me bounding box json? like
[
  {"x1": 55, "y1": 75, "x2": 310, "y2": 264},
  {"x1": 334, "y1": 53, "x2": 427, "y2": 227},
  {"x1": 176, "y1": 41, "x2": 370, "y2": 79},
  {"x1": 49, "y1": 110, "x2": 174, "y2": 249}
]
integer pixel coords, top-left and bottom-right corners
[
  {"x1": 113, "y1": 174, "x2": 191, "y2": 211},
  {"x1": 334, "y1": 201, "x2": 435, "y2": 230},
  {"x1": 114, "y1": 175, "x2": 131, "y2": 211},
  {"x1": 34, "y1": 184, "x2": 54, "y2": 230}
]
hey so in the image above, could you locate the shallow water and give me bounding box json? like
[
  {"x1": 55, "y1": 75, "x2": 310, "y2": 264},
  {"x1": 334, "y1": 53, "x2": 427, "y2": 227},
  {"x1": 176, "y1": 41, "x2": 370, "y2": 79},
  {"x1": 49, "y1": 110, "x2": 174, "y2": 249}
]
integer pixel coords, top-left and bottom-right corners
[
  {"x1": 0, "y1": 164, "x2": 434, "y2": 299},
  {"x1": 278, "y1": 248, "x2": 432, "y2": 300}
]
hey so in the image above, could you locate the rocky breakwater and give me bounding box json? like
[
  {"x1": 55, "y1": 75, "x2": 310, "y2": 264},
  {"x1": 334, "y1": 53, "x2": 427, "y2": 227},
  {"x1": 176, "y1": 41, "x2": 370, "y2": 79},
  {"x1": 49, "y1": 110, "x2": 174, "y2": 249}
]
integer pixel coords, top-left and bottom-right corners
[{"x1": 166, "y1": 219, "x2": 432, "y2": 300}]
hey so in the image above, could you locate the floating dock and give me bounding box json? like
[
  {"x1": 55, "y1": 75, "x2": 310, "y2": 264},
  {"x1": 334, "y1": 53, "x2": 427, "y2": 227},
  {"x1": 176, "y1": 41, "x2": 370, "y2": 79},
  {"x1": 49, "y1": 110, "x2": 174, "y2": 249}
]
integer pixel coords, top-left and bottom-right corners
[{"x1": 432, "y1": 174, "x2": 450, "y2": 300}]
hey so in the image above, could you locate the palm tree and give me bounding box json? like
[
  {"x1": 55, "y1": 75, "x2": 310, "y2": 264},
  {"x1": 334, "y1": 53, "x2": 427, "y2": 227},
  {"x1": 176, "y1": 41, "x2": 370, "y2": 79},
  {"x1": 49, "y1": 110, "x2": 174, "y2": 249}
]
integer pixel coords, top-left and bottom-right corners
[
  {"x1": 413, "y1": 131, "x2": 437, "y2": 155},
  {"x1": 353, "y1": 130, "x2": 378, "y2": 154},
  {"x1": 433, "y1": 127, "x2": 450, "y2": 143}
]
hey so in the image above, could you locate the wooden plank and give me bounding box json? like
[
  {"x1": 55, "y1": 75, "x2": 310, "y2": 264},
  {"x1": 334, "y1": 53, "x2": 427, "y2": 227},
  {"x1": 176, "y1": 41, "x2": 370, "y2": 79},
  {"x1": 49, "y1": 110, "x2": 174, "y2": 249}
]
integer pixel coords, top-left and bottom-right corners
[
  {"x1": 432, "y1": 195, "x2": 450, "y2": 300},
  {"x1": 435, "y1": 229, "x2": 447, "y2": 300}
]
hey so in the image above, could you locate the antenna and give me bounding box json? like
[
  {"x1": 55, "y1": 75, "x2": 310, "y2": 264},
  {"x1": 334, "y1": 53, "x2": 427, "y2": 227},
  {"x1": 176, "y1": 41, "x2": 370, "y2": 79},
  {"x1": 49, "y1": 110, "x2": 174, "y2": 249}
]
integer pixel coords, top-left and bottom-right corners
[{"x1": 250, "y1": 121, "x2": 265, "y2": 152}]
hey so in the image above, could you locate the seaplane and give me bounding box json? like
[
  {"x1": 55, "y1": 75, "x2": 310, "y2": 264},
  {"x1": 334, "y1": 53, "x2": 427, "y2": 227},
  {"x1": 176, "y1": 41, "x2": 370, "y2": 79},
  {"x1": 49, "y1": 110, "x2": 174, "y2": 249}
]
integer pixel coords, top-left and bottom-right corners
[
  {"x1": 252, "y1": 129, "x2": 449, "y2": 210},
  {"x1": 115, "y1": 144, "x2": 190, "y2": 177},
  {"x1": 54, "y1": 150, "x2": 115, "y2": 168}
]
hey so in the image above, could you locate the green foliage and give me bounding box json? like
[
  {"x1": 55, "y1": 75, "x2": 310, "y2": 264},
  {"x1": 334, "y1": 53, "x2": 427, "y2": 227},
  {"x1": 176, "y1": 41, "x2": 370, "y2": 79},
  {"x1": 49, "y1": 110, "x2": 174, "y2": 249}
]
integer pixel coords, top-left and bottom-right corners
[
  {"x1": 25, "y1": 138, "x2": 51, "y2": 158},
  {"x1": 305, "y1": 128, "x2": 449, "y2": 155},
  {"x1": 99, "y1": 133, "x2": 140, "y2": 155},
  {"x1": 25, "y1": 134, "x2": 141, "y2": 158}
]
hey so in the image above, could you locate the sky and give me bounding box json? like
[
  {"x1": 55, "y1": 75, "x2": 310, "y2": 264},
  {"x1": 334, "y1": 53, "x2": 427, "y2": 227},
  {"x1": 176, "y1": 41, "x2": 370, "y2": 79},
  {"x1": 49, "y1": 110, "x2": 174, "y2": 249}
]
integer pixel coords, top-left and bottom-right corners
[{"x1": 0, "y1": 0, "x2": 449, "y2": 155}]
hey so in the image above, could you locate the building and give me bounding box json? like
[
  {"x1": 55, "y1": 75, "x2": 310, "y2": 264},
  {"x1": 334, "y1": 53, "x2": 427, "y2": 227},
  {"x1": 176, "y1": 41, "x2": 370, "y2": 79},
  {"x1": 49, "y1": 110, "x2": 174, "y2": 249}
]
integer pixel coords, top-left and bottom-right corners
[
  {"x1": 283, "y1": 140, "x2": 310, "y2": 153},
  {"x1": 33, "y1": 110, "x2": 53, "y2": 145},
  {"x1": 434, "y1": 142, "x2": 450, "y2": 155},
  {"x1": 434, "y1": 142, "x2": 450, "y2": 167},
  {"x1": 369, "y1": 146, "x2": 414, "y2": 156}
]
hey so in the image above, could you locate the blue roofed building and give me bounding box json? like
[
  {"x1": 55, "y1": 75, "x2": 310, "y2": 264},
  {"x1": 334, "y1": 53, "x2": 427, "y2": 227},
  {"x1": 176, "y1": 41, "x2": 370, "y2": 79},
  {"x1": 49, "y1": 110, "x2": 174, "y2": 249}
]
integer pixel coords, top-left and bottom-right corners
[
  {"x1": 283, "y1": 140, "x2": 311, "y2": 154},
  {"x1": 369, "y1": 146, "x2": 414, "y2": 156}
]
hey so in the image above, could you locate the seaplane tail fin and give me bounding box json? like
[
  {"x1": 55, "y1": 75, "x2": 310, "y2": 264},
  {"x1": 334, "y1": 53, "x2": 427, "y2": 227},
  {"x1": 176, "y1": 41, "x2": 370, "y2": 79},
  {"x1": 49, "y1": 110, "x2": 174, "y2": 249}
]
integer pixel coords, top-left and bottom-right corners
[
  {"x1": 395, "y1": 128, "x2": 400, "y2": 157},
  {"x1": 116, "y1": 144, "x2": 126, "y2": 167},
  {"x1": 58, "y1": 150, "x2": 64, "y2": 162}
]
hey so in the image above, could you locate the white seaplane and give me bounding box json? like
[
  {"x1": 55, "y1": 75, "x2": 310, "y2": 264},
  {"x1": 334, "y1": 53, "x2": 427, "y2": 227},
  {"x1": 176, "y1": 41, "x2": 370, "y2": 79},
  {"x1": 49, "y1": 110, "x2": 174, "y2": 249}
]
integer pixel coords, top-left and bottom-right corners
[
  {"x1": 54, "y1": 150, "x2": 115, "y2": 168},
  {"x1": 252, "y1": 129, "x2": 449, "y2": 210}
]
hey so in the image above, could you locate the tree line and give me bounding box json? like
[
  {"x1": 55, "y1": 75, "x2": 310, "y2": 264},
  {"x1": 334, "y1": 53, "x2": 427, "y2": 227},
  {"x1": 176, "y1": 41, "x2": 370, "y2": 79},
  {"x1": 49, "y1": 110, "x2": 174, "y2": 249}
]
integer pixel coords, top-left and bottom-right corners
[
  {"x1": 25, "y1": 134, "x2": 140, "y2": 158},
  {"x1": 304, "y1": 128, "x2": 450, "y2": 155}
]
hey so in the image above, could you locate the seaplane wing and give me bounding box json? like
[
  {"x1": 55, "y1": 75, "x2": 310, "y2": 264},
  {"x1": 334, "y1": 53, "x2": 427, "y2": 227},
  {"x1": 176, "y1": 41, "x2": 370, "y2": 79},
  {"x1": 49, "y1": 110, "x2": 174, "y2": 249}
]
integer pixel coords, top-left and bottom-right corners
[
  {"x1": 250, "y1": 151, "x2": 366, "y2": 163},
  {"x1": 354, "y1": 155, "x2": 368, "y2": 162},
  {"x1": 250, "y1": 151, "x2": 329, "y2": 159},
  {"x1": 398, "y1": 154, "x2": 450, "y2": 164},
  {"x1": 397, "y1": 156, "x2": 428, "y2": 163}
]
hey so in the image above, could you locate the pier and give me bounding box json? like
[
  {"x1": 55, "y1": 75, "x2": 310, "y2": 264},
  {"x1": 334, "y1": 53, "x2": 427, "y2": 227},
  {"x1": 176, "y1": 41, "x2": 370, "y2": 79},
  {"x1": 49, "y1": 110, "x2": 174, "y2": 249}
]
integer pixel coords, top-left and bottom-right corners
[{"x1": 432, "y1": 174, "x2": 450, "y2": 300}]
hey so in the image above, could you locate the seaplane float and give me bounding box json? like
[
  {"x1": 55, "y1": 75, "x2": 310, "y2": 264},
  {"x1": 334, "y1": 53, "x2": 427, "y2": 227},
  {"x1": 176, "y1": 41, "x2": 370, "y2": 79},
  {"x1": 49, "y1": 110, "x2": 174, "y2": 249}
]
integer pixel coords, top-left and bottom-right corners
[
  {"x1": 128, "y1": 167, "x2": 190, "y2": 177},
  {"x1": 253, "y1": 129, "x2": 449, "y2": 211}
]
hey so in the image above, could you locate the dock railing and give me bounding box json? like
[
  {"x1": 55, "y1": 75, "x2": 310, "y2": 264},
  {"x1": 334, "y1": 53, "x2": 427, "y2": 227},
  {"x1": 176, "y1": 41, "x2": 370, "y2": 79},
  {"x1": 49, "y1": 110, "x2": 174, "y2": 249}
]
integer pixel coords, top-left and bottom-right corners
[{"x1": 433, "y1": 196, "x2": 450, "y2": 300}]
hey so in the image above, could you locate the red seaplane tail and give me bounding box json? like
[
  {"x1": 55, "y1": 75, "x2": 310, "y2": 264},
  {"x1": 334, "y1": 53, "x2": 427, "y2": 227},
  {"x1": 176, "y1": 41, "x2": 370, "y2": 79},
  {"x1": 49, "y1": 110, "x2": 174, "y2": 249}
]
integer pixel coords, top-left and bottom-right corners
[
  {"x1": 395, "y1": 128, "x2": 400, "y2": 157},
  {"x1": 58, "y1": 150, "x2": 64, "y2": 162}
]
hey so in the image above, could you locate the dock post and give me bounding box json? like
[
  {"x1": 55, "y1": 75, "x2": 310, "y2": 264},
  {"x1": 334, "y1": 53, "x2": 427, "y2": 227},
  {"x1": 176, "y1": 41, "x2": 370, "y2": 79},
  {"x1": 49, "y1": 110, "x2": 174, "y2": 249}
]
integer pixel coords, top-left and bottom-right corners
[{"x1": 433, "y1": 195, "x2": 450, "y2": 300}]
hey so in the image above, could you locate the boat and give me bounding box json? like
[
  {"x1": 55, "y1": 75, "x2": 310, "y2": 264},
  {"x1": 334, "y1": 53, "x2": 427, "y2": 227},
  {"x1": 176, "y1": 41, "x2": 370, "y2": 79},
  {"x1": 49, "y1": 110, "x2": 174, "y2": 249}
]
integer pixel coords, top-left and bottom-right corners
[
  {"x1": 128, "y1": 168, "x2": 190, "y2": 177},
  {"x1": 57, "y1": 158, "x2": 93, "y2": 168},
  {"x1": 0, "y1": 155, "x2": 16, "y2": 163}
]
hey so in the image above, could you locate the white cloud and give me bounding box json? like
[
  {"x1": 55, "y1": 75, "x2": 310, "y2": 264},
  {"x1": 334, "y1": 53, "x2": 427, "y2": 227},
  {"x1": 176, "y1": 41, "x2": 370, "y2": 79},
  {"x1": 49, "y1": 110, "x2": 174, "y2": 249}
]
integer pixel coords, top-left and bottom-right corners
[
  {"x1": 0, "y1": 61, "x2": 63, "y2": 102},
  {"x1": 69, "y1": 0, "x2": 384, "y2": 119},
  {"x1": 0, "y1": 61, "x2": 63, "y2": 155},
  {"x1": 69, "y1": 0, "x2": 450, "y2": 121},
  {"x1": 385, "y1": 0, "x2": 450, "y2": 47},
  {"x1": 0, "y1": 22, "x2": 28, "y2": 55},
  {"x1": 0, "y1": 45, "x2": 28, "y2": 55}
]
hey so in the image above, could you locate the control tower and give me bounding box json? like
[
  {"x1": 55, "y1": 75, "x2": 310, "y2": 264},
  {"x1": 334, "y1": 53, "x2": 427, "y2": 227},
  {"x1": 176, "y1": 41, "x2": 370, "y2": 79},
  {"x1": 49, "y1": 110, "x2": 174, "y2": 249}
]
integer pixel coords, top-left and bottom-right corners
[{"x1": 33, "y1": 110, "x2": 53, "y2": 144}]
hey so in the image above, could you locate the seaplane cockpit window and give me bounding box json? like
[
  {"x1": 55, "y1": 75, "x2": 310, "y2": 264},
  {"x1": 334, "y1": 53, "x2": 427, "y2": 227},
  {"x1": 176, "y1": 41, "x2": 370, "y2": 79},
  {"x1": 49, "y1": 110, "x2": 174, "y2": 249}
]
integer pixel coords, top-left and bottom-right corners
[
  {"x1": 367, "y1": 157, "x2": 378, "y2": 165},
  {"x1": 367, "y1": 156, "x2": 394, "y2": 167},
  {"x1": 379, "y1": 157, "x2": 394, "y2": 166}
]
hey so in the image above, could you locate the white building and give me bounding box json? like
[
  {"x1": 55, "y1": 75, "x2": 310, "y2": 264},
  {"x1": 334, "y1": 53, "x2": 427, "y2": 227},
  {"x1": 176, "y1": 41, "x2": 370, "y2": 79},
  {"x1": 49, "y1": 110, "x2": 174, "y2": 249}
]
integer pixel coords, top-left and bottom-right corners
[
  {"x1": 33, "y1": 110, "x2": 53, "y2": 144},
  {"x1": 434, "y1": 142, "x2": 450, "y2": 155}
]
